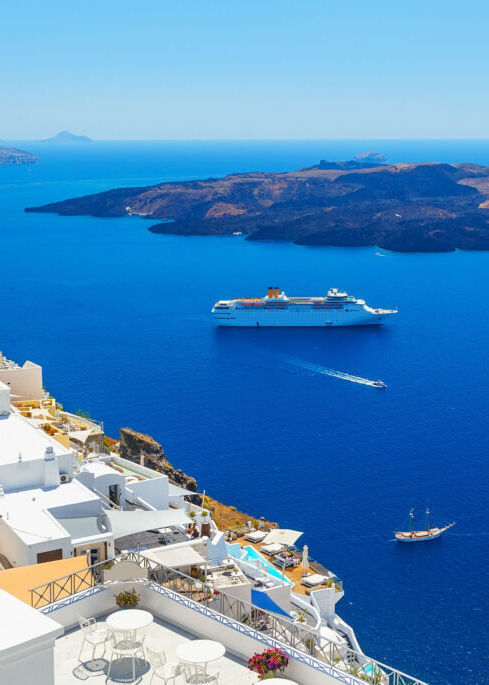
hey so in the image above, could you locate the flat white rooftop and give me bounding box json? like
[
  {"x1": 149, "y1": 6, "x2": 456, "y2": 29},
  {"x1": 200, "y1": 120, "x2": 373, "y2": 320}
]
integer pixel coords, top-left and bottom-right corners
[
  {"x1": 0, "y1": 410, "x2": 70, "y2": 465},
  {"x1": 0, "y1": 481, "x2": 103, "y2": 544},
  {"x1": 55, "y1": 616, "x2": 259, "y2": 684},
  {"x1": 0, "y1": 478, "x2": 101, "y2": 512},
  {"x1": 79, "y1": 461, "x2": 122, "y2": 478},
  {"x1": 0, "y1": 588, "x2": 63, "y2": 655}
]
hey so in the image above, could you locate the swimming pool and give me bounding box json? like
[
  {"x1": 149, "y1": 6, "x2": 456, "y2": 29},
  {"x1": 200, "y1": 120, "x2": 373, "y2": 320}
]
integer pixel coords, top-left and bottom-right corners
[{"x1": 243, "y1": 545, "x2": 294, "y2": 585}]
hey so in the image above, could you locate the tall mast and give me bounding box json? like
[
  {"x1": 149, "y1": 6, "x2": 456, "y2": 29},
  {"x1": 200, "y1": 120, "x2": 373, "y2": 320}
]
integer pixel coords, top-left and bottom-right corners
[
  {"x1": 410, "y1": 506, "x2": 414, "y2": 535},
  {"x1": 426, "y1": 501, "x2": 430, "y2": 533}
]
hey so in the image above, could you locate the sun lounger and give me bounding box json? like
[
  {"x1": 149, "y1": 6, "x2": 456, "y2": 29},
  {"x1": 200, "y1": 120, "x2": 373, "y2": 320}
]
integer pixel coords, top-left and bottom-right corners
[
  {"x1": 244, "y1": 530, "x2": 268, "y2": 543},
  {"x1": 260, "y1": 543, "x2": 284, "y2": 556},
  {"x1": 301, "y1": 573, "x2": 328, "y2": 587}
]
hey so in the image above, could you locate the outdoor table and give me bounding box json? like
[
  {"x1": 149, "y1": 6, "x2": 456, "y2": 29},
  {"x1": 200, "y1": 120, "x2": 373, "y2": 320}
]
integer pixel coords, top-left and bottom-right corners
[
  {"x1": 176, "y1": 639, "x2": 225, "y2": 680},
  {"x1": 106, "y1": 609, "x2": 153, "y2": 638}
]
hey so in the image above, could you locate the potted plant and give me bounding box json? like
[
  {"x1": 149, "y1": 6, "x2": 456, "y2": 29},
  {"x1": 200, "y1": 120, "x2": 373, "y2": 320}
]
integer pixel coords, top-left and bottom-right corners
[
  {"x1": 248, "y1": 648, "x2": 289, "y2": 680},
  {"x1": 114, "y1": 587, "x2": 140, "y2": 608},
  {"x1": 200, "y1": 510, "x2": 211, "y2": 537},
  {"x1": 293, "y1": 608, "x2": 308, "y2": 623}
]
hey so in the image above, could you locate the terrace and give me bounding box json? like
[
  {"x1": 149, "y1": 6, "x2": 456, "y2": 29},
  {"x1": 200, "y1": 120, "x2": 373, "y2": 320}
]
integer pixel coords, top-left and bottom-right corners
[
  {"x1": 26, "y1": 553, "x2": 427, "y2": 685},
  {"x1": 55, "y1": 616, "x2": 257, "y2": 684},
  {"x1": 235, "y1": 537, "x2": 344, "y2": 597}
]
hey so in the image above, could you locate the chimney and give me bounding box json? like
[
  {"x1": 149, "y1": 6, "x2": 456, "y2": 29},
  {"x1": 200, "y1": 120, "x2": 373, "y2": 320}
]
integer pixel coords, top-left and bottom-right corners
[
  {"x1": 274, "y1": 287, "x2": 279, "y2": 297},
  {"x1": 44, "y1": 446, "x2": 55, "y2": 461},
  {"x1": 44, "y1": 445, "x2": 60, "y2": 488},
  {"x1": 267, "y1": 286, "x2": 273, "y2": 298}
]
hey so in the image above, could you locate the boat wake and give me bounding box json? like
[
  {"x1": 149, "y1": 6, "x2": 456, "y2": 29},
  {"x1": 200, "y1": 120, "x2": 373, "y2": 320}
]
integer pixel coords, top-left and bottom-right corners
[{"x1": 284, "y1": 356, "x2": 386, "y2": 388}]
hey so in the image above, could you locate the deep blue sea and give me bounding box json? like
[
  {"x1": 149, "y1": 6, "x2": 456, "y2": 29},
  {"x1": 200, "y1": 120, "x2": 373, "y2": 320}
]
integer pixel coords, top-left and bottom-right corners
[{"x1": 2, "y1": 140, "x2": 489, "y2": 684}]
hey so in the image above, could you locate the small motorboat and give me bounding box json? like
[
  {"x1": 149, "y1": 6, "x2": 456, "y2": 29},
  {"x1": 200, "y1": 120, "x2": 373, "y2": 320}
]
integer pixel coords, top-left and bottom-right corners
[
  {"x1": 395, "y1": 505, "x2": 455, "y2": 542},
  {"x1": 372, "y1": 380, "x2": 387, "y2": 388}
]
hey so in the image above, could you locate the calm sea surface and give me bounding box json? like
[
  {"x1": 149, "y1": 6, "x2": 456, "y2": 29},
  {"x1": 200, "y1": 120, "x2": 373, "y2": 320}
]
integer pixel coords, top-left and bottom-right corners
[{"x1": 2, "y1": 140, "x2": 489, "y2": 684}]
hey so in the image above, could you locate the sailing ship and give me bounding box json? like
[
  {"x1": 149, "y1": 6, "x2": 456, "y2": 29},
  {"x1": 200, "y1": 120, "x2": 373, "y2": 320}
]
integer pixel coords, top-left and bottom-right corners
[{"x1": 394, "y1": 505, "x2": 455, "y2": 542}]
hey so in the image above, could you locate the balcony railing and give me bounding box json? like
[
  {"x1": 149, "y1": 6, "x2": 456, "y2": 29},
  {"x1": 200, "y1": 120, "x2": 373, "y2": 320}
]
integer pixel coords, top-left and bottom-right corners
[
  {"x1": 57, "y1": 410, "x2": 104, "y2": 433},
  {"x1": 30, "y1": 552, "x2": 426, "y2": 685}
]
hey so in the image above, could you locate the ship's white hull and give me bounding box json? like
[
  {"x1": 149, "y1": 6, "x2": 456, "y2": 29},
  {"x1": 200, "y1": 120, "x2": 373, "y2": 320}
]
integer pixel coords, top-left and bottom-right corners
[{"x1": 213, "y1": 307, "x2": 391, "y2": 327}]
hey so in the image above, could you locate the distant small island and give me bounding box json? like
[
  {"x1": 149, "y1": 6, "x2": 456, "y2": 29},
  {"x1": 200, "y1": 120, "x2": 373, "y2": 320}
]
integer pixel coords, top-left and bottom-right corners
[
  {"x1": 311, "y1": 152, "x2": 390, "y2": 171},
  {"x1": 40, "y1": 130, "x2": 92, "y2": 144},
  {"x1": 25, "y1": 155, "x2": 489, "y2": 252},
  {"x1": 0, "y1": 146, "x2": 37, "y2": 165}
]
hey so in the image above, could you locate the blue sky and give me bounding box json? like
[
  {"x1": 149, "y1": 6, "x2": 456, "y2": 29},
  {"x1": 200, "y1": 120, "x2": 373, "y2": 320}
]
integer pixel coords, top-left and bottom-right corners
[{"x1": 2, "y1": 0, "x2": 488, "y2": 139}]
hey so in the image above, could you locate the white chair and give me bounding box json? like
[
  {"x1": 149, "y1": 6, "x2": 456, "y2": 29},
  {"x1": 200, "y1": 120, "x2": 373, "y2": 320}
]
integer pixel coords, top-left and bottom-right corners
[
  {"x1": 147, "y1": 647, "x2": 183, "y2": 684},
  {"x1": 184, "y1": 667, "x2": 220, "y2": 685},
  {"x1": 77, "y1": 615, "x2": 109, "y2": 662},
  {"x1": 107, "y1": 631, "x2": 146, "y2": 683}
]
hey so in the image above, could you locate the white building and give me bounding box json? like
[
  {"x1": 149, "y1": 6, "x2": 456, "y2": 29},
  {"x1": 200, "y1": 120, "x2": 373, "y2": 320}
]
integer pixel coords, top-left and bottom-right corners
[
  {"x1": 0, "y1": 352, "x2": 43, "y2": 401},
  {"x1": 0, "y1": 383, "x2": 198, "y2": 569},
  {"x1": 0, "y1": 382, "x2": 116, "y2": 568}
]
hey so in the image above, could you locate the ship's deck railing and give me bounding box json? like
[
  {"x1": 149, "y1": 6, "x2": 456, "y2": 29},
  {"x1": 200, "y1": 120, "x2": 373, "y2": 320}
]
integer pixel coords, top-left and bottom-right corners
[{"x1": 30, "y1": 552, "x2": 426, "y2": 685}]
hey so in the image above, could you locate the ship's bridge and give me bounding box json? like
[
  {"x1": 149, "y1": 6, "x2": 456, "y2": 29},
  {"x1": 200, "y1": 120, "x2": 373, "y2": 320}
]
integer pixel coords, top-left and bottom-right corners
[{"x1": 326, "y1": 288, "x2": 349, "y2": 300}]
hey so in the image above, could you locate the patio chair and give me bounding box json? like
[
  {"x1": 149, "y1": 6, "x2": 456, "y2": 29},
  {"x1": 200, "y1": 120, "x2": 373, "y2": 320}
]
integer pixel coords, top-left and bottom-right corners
[
  {"x1": 147, "y1": 647, "x2": 183, "y2": 684},
  {"x1": 77, "y1": 615, "x2": 109, "y2": 662},
  {"x1": 107, "y1": 631, "x2": 146, "y2": 683},
  {"x1": 182, "y1": 664, "x2": 220, "y2": 685}
]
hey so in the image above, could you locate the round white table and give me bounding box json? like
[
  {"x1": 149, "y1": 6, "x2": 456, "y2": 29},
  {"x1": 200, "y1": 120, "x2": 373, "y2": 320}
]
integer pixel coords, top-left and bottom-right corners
[
  {"x1": 106, "y1": 609, "x2": 153, "y2": 636},
  {"x1": 176, "y1": 640, "x2": 225, "y2": 681}
]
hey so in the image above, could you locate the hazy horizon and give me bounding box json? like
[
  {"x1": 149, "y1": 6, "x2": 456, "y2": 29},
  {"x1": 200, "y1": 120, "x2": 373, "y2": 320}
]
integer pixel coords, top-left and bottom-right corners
[
  {"x1": 2, "y1": 0, "x2": 489, "y2": 140},
  {"x1": 5, "y1": 135, "x2": 489, "y2": 143}
]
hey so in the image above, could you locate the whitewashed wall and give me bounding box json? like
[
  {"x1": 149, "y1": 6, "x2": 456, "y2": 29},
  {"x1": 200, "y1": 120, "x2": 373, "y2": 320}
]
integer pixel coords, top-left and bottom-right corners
[{"x1": 0, "y1": 361, "x2": 43, "y2": 401}]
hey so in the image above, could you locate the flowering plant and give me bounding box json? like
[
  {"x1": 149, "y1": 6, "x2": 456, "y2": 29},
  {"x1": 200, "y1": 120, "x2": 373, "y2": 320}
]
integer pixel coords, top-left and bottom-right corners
[{"x1": 248, "y1": 648, "x2": 289, "y2": 679}]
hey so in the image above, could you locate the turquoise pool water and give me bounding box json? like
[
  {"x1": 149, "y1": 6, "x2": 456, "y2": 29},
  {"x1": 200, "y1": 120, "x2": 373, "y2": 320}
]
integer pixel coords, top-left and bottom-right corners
[{"x1": 243, "y1": 545, "x2": 294, "y2": 585}]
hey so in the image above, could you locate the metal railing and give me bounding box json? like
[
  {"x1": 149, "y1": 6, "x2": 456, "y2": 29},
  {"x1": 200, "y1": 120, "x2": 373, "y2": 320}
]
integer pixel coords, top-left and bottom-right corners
[
  {"x1": 30, "y1": 552, "x2": 426, "y2": 685},
  {"x1": 30, "y1": 563, "x2": 101, "y2": 608},
  {"x1": 57, "y1": 410, "x2": 104, "y2": 432}
]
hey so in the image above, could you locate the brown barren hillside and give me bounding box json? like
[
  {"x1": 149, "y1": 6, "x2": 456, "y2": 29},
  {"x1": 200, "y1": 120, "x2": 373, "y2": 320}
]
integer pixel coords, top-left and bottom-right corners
[{"x1": 25, "y1": 162, "x2": 489, "y2": 252}]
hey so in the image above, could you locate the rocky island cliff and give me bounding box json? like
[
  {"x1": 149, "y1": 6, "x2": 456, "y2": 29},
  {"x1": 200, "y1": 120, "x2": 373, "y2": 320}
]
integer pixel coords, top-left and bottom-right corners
[
  {"x1": 25, "y1": 160, "x2": 489, "y2": 252},
  {"x1": 118, "y1": 427, "x2": 277, "y2": 532},
  {"x1": 119, "y1": 427, "x2": 199, "y2": 499}
]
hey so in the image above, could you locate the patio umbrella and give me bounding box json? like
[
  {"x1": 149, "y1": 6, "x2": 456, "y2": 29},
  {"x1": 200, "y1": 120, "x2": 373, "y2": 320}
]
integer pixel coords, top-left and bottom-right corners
[{"x1": 302, "y1": 545, "x2": 309, "y2": 575}]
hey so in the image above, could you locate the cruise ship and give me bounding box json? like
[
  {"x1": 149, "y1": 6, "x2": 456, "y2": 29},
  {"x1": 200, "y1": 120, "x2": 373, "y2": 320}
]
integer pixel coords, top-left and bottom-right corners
[{"x1": 212, "y1": 286, "x2": 397, "y2": 326}]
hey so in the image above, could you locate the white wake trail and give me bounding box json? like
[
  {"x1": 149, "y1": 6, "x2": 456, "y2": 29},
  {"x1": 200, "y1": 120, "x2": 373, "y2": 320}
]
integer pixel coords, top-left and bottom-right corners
[{"x1": 284, "y1": 356, "x2": 385, "y2": 388}]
